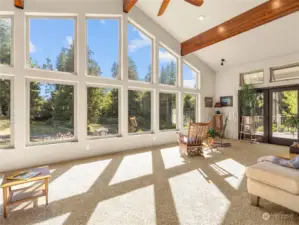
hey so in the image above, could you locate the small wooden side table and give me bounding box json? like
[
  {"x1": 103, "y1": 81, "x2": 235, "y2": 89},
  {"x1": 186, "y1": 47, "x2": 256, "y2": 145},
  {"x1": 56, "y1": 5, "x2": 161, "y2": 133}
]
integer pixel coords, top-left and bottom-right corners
[{"x1": 1, "y1": 166, "x2": 51, "y2": 218}]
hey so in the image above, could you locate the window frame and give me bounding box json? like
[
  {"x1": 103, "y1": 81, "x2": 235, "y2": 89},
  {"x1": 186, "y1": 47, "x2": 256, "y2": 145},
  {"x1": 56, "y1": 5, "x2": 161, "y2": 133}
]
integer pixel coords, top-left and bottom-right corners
[
  {"x1": 0, "y1": 15, "x2": 14, "y2": 68},
  {"x1": 182, "y1": 61, "x2": 200, "y2": 90},
  {"x1": 0, "y1": 74, "x2": 14, "y2": 148},
  {"x1": 182, "y1": 92, "x2": 199, "y2": 130},
  {"x1": 86, "y1": 83, "x2": 122, "y2": 139},
  {"x1": 270, "y1": 63, "x2": 299, "y2": 83},
  {"x1": 127, "y1": 19, "x2": 155, "y2": 84},
  {"x1": 158, "y1": 90, "x2": 179, "y2": 131},
  {"x1": 128, "y1": 87, "x2": 154, "y2": 135},
  {"x1": 240, "y1": 69, "x2": 264, "y2": 86},
  {"x1": 86, "y1": 15, "x2": 122, "y2": 80},
  {"x1": 26, "y1": 14, "x2": 78, "y2": 75},
  {"x1": 26, "y1": 78, "x2": 78, "y2": 146},
  {"x1": 158, "y1": 43, "x2": 179, "y2": 87}
]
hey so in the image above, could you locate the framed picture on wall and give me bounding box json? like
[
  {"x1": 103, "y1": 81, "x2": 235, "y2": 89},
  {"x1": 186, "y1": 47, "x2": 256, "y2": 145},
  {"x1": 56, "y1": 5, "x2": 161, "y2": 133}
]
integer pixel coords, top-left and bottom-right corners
[
  {"x1": 204, "y1": 97, "x2": 213, "y2": 108},
  {"x1": 220, "y1": 96, "x2": 233, "y2": 107}
]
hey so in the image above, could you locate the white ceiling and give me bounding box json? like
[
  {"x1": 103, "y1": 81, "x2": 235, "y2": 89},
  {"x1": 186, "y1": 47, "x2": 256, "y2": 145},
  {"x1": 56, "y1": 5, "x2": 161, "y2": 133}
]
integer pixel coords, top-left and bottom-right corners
[{"x1": 137, "y1": 0, "x2": 299, "y2": 71}]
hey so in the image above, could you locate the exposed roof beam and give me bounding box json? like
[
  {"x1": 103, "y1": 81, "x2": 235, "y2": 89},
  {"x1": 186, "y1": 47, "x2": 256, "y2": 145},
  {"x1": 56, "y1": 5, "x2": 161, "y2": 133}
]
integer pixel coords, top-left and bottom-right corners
[
  {"x1": 123, "y1": 0, "x2": 138, "y2": 13},
  {"x1": 158, "y1": 0, "x2": 171, "y2": 16},
  {"x1": 181, "y1": 0, "x2": 299, "y2": 56},
  {"x1": 14, "y1": 0, "x2": 24, "y2": 9}
]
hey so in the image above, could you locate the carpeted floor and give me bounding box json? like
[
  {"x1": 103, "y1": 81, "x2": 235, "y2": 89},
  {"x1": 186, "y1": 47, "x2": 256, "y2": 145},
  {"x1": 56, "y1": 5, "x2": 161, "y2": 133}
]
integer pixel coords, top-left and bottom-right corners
[{"x1": 0, "y1": 140, "x2": 299, "y2": 225}]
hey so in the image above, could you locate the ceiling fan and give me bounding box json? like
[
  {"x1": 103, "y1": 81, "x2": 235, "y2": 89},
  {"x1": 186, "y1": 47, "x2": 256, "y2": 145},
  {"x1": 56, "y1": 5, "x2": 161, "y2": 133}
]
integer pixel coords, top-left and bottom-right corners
[{"x1": 158, "y1": 0, "x2": 204, "y2": 16}]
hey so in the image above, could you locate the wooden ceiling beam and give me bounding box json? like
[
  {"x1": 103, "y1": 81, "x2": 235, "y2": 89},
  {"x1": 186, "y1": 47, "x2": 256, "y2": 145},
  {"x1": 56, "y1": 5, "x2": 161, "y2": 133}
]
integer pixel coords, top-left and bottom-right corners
[
  {"x1": 181, "y1": 0, "x2": 299, "y2": 56},
  {"x1": 158, "y1": 0, "x2": 171, "y2": 16},
  {"x1": 123, "y1": 0, "x2": 138, "y2": 13}
]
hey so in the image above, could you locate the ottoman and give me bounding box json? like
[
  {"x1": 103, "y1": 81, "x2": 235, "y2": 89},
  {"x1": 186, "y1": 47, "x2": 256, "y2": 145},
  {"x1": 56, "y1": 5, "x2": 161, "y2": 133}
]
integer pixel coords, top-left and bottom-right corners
[{"x1": 246, "y1": 161, "x2": 299, "y2": 213}]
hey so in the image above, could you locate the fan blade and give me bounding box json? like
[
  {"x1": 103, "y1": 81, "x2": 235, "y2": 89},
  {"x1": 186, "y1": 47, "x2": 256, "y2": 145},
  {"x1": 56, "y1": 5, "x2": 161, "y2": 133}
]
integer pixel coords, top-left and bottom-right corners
[
  {"x1": 185, "y1": 0, "x2": 204, "y2": 7},
  {"x1": 158, "y1": 0, "x2": 171, "y2": 16}
]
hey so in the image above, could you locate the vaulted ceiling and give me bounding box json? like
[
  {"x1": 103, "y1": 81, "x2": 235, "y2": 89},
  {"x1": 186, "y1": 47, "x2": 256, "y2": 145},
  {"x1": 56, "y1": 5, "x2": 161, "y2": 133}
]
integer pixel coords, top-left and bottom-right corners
[{"x1": 136, "y1": 0, "x2": 299, "y2": 71}]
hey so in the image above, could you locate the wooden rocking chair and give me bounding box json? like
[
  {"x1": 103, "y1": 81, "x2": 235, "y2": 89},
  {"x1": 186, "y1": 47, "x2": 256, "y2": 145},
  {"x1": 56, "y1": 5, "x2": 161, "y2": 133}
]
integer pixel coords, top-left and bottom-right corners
[{"x1": 178, "y1": 122, "x2": 210, "y2": 156}]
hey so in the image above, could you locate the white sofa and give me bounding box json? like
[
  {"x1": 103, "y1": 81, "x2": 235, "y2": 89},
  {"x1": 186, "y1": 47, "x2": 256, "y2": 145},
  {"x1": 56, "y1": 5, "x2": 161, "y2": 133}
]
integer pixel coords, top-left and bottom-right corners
[{"x1": 246, "y1": 161, "x2": 299, "y2": 213}]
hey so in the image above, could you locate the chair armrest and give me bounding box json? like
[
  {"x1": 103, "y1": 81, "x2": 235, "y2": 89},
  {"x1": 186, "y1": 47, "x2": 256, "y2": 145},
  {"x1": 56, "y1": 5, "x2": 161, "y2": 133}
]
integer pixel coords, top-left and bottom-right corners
[{"x1": 177, "y1": 132, "x2": 187, "y2": 143}]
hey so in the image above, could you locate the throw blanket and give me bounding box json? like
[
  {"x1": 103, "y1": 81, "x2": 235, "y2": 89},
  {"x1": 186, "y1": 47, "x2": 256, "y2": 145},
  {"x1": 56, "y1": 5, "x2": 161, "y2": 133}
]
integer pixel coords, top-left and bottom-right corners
[{"x1": 258, "y1": 155, "x2": 299, "y2": 169}]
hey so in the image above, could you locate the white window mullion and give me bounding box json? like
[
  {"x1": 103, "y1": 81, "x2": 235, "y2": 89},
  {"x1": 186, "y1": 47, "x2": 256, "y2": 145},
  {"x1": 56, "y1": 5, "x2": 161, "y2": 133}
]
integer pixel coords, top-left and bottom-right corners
[{"x1": 121, "y1": 14, "x2": 128, "y2": 137}]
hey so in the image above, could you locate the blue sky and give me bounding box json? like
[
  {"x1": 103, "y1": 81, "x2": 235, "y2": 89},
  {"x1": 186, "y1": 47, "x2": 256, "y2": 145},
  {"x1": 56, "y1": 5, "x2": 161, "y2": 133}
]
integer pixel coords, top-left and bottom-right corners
[{"x1": 29, "y1": 18, "x2": 197, "y2": 85}]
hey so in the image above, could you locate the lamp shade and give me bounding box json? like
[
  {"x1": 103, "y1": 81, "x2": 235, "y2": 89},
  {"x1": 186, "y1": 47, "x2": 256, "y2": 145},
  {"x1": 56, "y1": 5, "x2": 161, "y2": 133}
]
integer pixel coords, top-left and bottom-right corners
[{"x1": 214, "y1": 102, "x2": 222, "y2": 108}]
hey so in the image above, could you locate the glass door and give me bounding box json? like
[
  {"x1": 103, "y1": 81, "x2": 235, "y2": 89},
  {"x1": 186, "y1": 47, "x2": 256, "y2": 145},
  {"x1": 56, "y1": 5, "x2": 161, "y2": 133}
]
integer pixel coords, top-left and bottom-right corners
[{"x1": 269, "y1": 88, "x2": 298, "y2": 145}]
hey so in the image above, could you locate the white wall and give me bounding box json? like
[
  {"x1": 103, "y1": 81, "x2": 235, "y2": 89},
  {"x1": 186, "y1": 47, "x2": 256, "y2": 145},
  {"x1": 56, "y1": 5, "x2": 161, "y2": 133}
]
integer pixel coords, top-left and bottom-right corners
[
  {"x1": 0, "y1": 0, "x2": 215, "y2": 172},
  {"x1": 215, "y1": 52, "x2": 299, "y2": 139}
]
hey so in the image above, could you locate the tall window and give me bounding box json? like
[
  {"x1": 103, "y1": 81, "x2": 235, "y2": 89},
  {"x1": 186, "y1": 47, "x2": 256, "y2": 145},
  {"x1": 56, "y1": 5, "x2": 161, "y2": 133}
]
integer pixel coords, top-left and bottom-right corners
[
  {"x1": 29, "y1": 82, "x2": 74, "y2": 144},
  {"x1": 271, "y1": 63, "x2": 299, "y2": 82},
  {"x1": 87, "y1": 87, "x2": 119, "y2": 137},
  {"x1": 183, "y1": 63, "x2": 198, "y2": 89},
  {"x1": 159, "y1": 93, "x2": 177, "y2": 130},
  {"x1": 240, "y1": 70, "x2": 264, "y2": 85},
  {"x1": 159, "y1": 46, "x2": 177, "y2": 86},
  {"x1": 87, "y1": 18, "x2": 119, "y2": 78},
  {"x1": 0, "y1": 79, "x2": 11, "y2": 148},
  {"x1": 183, "y1": 94, "x2": 197, "y2": 128},
  {"x1": 128, "y1": 23, "x2": 152, "y2": 82},
  {"x1": 28, "y1": 18, "x2": 75, "y2": 73},
  {"x1": 128, "y1": 90, "x2": 151, "y2": 133},
  {"x1": 0, "y1": 18, "x2": 11, "y2": 66}
]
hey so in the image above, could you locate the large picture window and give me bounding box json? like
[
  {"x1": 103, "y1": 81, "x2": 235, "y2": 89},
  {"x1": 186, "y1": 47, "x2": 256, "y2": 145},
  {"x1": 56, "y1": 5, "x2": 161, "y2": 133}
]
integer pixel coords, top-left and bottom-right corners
[
  {"x1": 28, "y1": 18, "x2": 75, "y2": 73},
  {"x1": 128, "y1": 23, "x2": 152, "y2": 82},
  {"x1": 87, "y1": 18, "x2": 119, "y2": 78},
  {"x1": 0, "y1": 17, "x2": 12, "y2": 66},
  {"x1": 183, "y1": 63, "x2": 198, "y2": 89},
  {"x1": 159, "y1": 46, "x2": 177, "y2": 86},
  {"x1": 183, "y1": 94, "x2": 197, "y2": 128},
  {"x1": 29, "y1": 82, "x2": 75, "y2": 144},
  {"x1": 128, "y1": 90, "x2": 151, "y2": 133},
  {"x1": 87, "y1": 87, "x2": 119, "y2": 137},
  {"x1": 159, "y1": 93, "x2": 177, "y2": 130},
  {"x1": 0, "y1": 79, "x2": 11, "y2": 148}
]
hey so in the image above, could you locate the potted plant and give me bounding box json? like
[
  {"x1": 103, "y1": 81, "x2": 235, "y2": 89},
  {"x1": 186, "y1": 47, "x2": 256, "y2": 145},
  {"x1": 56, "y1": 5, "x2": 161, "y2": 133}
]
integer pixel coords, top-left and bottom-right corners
[{"x1": 207, "y1": 128, "x2": 217, "y2": 146}]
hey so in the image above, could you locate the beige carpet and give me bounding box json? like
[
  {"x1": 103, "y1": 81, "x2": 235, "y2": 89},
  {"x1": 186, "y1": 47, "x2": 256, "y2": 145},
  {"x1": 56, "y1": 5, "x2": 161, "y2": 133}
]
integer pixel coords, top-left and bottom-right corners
[{"x1": 0, "y1": 140, "x2": 299, "y2": 225}]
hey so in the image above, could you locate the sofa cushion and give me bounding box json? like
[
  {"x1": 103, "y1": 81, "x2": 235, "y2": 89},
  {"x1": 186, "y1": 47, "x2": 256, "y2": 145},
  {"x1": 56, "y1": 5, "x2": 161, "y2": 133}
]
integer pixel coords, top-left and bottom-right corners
[{"x1": 246, "y1": 161, "x2": 299, "y2": 194}]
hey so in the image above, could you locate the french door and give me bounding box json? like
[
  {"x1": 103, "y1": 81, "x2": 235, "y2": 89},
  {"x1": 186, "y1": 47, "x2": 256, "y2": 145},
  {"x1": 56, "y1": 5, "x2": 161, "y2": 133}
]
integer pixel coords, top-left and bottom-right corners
[
  {"x1": 269, "y1": 88, "x2": 298, "y2": 145},
  {"x1": 239, "y1": 86, "x2": 299, "y2": 146}
]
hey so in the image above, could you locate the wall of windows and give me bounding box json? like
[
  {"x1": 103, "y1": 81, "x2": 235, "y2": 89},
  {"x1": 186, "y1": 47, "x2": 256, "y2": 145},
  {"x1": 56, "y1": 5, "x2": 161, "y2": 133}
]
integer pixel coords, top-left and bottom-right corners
[{"x1": 0, "y1": 1, "x2": 216, "y2": 172}]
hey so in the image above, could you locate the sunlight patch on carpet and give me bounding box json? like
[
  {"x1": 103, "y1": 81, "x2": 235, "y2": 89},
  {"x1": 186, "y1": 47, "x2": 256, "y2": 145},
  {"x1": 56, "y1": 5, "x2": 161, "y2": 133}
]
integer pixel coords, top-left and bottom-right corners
[
  {"x1": 160, "y1": 146, "x2": 185, "y2": 169},
  {"x1": 169, "y1": 170, "x2": 230, "y2": 224},
  {"x1": 50, "y1": 159, "x2": 111, "y2": 200},
  {"x1": 216, "y1": 158, "x2": 246, "y2": 189},
  {"x1": 110, "y1": 152, "x2": 152, "y2": 185},
  {"x1": 87, "y1": 185, "x2": 155, "y2": 225}
]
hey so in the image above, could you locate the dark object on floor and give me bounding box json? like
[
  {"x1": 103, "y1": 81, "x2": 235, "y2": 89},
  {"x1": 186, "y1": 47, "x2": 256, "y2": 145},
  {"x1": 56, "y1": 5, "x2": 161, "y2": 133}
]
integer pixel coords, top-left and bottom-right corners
[{"x1": 290, "y1": 143, "x2": 299, "y2": 154}]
